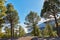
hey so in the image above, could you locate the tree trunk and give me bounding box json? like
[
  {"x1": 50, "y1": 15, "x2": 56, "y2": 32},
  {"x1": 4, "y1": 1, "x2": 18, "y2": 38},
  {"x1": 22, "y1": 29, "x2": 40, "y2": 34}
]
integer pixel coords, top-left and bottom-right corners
[
  {"x1": 34, "y1": 26, "x2": 36, "y2": 36},
  {"x1": 53, "y1": 12, "x2": 60, "y2": 37},
  {"x1": 0, "y1": 27, "x2": 1, "y2": 33},
  {"x1": 0, "y1": 24, "x2": 2, "y2": 33},
  {"x1": 11, "y1": 22, "x2": 14, "y2": 40},
  {"x1": 33, "y1": 24, "x2": 36, "y2": 36}
]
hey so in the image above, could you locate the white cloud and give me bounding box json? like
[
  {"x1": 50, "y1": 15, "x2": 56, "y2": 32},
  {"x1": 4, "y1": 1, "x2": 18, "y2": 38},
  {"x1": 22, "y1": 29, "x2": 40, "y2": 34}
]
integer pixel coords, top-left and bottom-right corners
[
  {"x1": 38, "y1": 18, "x2": 50, "y2": 24},
  {"x1": 49, "y1": 15, "x2": 54, "y2": 18},
  {"x1": 38, "y1": 16, "x2": 60, "y2": 25}
]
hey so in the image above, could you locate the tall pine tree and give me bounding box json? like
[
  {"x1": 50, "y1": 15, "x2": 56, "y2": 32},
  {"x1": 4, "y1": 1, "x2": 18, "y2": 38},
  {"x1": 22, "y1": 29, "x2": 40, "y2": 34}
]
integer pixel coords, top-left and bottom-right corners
[
  {"x1": 6, "y1": 3, "x2": 19, "y2": 39},
  {"x1": 25, "y1": 11, "x2": 41, "y2": 37},
  {"x1": 41, "y1": 0, "x2": 60, "y2": 36}
]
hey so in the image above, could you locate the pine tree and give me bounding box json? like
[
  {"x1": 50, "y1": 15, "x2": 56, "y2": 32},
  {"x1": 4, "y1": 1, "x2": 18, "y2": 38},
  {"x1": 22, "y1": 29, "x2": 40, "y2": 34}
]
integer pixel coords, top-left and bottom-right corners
[
  {"x1": 41, "y1": 0, "x2": 60, "y2": 36},
  {"x1": 31, "y1": 25, "x2": 42, "y2": 37},
  {"x1": 25, "y1": 11, "x2": 41, "y2": 37},
  {"x1": 0, "y1": 0, "x2": 6, "y2": 33},
  {"x1": 43, "y1": 24, "x2": 58, "y2": 37},
  {"x1": 6, "y1": 3, "x2": 19, "y2": 39}
]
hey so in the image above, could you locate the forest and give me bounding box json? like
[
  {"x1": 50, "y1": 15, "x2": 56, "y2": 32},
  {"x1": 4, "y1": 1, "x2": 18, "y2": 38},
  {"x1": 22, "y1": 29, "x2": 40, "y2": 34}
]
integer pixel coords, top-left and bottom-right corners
[{"x1": 0, "y1": 0, "x2": 60, "y2": 40}]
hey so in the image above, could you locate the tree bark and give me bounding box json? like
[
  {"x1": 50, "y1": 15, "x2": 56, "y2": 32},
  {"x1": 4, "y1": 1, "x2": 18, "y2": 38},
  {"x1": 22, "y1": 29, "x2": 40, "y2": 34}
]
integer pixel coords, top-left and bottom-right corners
[
  {"x1": 53, "y1": 12, "x2": 60, "y2": 37},
  {"x1": 0, "y1": 24, "x2": 2, "y2": 33},
  {"x1": 11, "y1": 22, "x2": 14, "y2": 40}
]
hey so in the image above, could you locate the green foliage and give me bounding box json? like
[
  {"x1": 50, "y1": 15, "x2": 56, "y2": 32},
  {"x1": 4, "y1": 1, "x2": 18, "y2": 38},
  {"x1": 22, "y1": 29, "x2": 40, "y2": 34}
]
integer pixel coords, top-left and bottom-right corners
[
  {"x1": 31, "y1": 25, "x2": 42, "y2": 37},
  {"x1": 19, "y1": 26, "x2": 25, "y2": 37},
  {"x1": 52, "y1": 31, "x2": 58, "y2": 37},
  {"x1": 6, "y1": 3, "x2": 19, "y2": 24},
  {"x1": 0, "y1": 0, "x2": 6, "y2": 17},
  {"x1": 0, "y1": 0, "x2": 19, "y2": 39},
  {"x1": 6, "y1": 3, "x2": 19, "y2": 38},
  {"x1": 0, "y1": 0, "x2": 6, "y2": 38},
  {"x1": 41, "y1": 0, "x2": 60, "y2": 17},
  {"x1": 57, "y1": 18, "x2": 60, "y2": 23},
  {"x1": 43, "y1": 24, "x2": 58, "y2": 37},
  {"x1": 4, "y1": 26, "x2": 11, "y2": 38},
  {"x1": 25, "y1": 11, "x2": 40, "y2": 24},
  {"x1": 0, "y1": 0, "x2": 59, "y2": 38},
  {"x1": 0, "y1": 32, "x2": 4, "y2": 38},
  {"x1": 41, "y1": 0, "x2": 60, "y2": 36},
  {"x1": 0, "y1": 0, "x2": 6, "y2": 34},
  {"x1": 25, "y1": 11, "x2": 40, "y2": 37},
  {"x1": 14, "y1": 26, "x2": 19, "y2": 38}
]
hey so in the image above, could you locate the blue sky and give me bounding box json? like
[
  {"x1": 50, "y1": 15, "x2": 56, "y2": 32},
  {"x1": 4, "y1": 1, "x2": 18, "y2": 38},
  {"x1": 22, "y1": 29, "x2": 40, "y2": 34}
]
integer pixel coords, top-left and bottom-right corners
[{"x1": 6, "y1": 0, "x2": 44, "y2": 25}]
